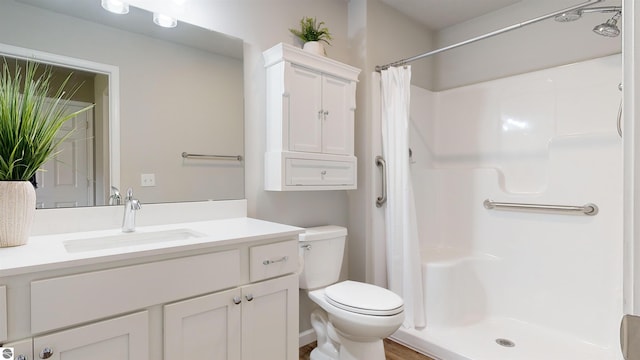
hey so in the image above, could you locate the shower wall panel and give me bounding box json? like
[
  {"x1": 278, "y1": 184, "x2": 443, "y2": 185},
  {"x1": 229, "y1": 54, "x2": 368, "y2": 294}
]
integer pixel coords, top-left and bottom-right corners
[{"x1": 409, "y1": 54, "x2": 623, "y2": 349}]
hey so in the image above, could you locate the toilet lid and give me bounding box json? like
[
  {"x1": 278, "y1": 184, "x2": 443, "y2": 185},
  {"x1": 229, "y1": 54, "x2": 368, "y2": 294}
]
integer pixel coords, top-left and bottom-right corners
[{"x1": 324, "y1": 281, "x2": 404, "y2": 316}]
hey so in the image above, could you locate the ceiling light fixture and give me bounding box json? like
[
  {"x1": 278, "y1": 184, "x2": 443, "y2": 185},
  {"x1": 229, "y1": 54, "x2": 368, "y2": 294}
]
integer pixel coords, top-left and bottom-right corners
[
  {"x1": 153, "y1": 13, "x2": 178, "y2": 28},
  {"x1": 101, "y1": 0, "x2": 129, "y2": 14}
]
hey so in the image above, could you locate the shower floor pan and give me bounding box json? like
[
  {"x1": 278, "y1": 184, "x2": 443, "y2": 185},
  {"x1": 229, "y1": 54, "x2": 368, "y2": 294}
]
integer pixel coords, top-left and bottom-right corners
[{"x1": 392, "y1": 316, "x2": 617, "y2": 360}]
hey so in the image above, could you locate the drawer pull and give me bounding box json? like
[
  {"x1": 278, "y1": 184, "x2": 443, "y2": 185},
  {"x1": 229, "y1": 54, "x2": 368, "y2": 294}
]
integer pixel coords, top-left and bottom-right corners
[
  {"x1": 233, "y1": 296, "x2": 242, "y2": 305},
  {"x1": 16, "y1": 355, "x2": 27, "y2": 360},
  {"x1": 263, "y1": 256, "x2": 289, "y2": 265},
  {"x1": 246, "y1": 294, "x2": 254, "y2": 302},
  {"x1": 321, "y1": 170, "x2": 327, "y2": 176}
]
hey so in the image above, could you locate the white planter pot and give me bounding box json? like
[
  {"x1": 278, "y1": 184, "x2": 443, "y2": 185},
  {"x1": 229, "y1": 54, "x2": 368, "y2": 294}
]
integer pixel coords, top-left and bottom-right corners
[
  {"x1": 303, "y1": 41, "x2": 326, "y2": 56},
  {"x1": 0, "y1": 181, "x2": 36, "y2": 247}
]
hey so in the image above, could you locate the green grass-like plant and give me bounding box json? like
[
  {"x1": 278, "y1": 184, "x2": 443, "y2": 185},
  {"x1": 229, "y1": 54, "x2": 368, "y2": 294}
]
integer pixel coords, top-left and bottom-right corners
[
  {"x1": 289, "y1": 17, "x2": 333, "y2": 45},
  {"x1": 0, "y1": 60, "x2": 93, "y2": 182}
]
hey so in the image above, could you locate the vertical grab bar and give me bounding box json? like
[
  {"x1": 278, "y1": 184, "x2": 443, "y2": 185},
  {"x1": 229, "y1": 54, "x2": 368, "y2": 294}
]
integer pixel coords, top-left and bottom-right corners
[
  {"x1": 617, "y1": 82, "x2": 623, "y2": 138},
  {"x1": 375, "y1": 156, "x2": 387, "y2": 208}
]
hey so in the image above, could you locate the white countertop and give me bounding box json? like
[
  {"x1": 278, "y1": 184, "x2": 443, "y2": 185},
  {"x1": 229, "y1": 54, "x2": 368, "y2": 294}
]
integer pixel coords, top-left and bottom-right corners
[{"x1": 0, "y1": 217, "x2": 303, "y2": 277}]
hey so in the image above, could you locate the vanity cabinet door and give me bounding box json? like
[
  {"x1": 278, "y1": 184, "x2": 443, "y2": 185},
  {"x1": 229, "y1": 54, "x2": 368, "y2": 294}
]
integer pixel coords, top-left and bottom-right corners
[
  {"x1": 2, "y1": 338, "x2": 32, "y2": 360},
  {"x1": 0, "y1": 286, "x2": 6, "y2": 342},
  {"x1": 241, "y1": 274, "x2": 298, "y2": 360},
  {"x1": 164, "y1": 288, "x2": 241, "y2": 360},
  {"x1": 33, "y1": 311, "x2": 148, "y2": 360}
]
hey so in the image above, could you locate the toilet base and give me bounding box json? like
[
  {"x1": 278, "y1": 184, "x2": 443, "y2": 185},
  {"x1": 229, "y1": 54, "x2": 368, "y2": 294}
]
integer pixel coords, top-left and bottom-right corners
[
  {"x1": 310, "y1": 347, "x2": 338, "y2": 360},
  {"x1": 336, "y1": 336, "x2": 385, "y2": 360},
  {"x1": 310, "y1": 336, "x2": 386, "y2": 360}
]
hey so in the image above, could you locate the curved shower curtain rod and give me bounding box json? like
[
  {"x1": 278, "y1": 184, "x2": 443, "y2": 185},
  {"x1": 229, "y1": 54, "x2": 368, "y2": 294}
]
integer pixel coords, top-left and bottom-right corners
[{"x1": 375, "y1": 0, "x2": 605, "y2": 72}]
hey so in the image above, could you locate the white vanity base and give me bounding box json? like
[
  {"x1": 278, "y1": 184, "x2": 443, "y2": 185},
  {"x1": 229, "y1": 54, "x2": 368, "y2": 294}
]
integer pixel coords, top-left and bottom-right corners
[{"x1": 0, "y1": 200, "x2": 302, "y2": 360}]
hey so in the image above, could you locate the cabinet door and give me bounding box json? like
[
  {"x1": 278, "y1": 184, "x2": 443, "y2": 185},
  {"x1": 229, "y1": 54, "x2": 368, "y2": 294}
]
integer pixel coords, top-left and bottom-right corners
[
  {"x1": 164, "y1": 288, "x2": 241, "y2": 360},
  {"x1": 241, "y1": 274, "x2": 298, "y2": 360},
  {"x1": 3, "y1": 338, "x2": 32, "y2": 360},
  {"x1": 322, "y1": 74, "x2": 354, "y2": 155},
  {"x1": 0, "y1": 286, "x2": 6, "y2": 342},
  {"x1": 286, "y1": 64, "x2": 323, "y2": 153},
  {"x1": 33, "y1": 311, "x2": 148, "y2": 360}
]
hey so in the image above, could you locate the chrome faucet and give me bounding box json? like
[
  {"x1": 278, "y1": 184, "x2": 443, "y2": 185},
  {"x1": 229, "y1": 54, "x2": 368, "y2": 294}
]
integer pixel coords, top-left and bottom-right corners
[
  {"x1": 122, "y1": 188, "x2": 141, "y2": 233},
  {"x1": 109, "y1": 186, "x2": 122, "y2": 205}
]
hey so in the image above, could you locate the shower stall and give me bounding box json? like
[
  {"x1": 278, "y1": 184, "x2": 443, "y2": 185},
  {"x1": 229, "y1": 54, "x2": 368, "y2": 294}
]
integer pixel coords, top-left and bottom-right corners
[{"x1": 370, "y1": 1, "x2": 629, "y2": 359}]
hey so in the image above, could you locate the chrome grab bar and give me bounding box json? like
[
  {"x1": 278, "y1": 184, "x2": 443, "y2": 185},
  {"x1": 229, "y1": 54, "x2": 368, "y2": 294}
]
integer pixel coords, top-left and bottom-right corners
[
  {"x1": 376, "y1": 156, "x2": 387, "y2": 208},
  {"x1": 617, "y1": 100, "x2": 623, "y2": 137},
  {"x1": 181, "y1": 152, "x2": 243, "y2": 161},
  {"x1": 483, "y1": 199, "x2": 598, "y2": 216},
  {"x1": 617, "y1": 82, "x2": 623, "y2": 138}
]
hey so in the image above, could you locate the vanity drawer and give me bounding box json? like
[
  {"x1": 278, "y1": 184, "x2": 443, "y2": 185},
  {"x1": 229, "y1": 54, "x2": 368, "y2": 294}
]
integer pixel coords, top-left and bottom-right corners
[
  {"x1": 0, "y1": 285, "x2": 6, "y2": 342},
  {"x1": 250, "y1": 240, "x2": 298, "y2": 282},
  {"x1": 31, "y1": 250, "x2": 240, "y2": 333},
  {"x1": 285, "y1": 158, "x2": 355, "y2": 186}
]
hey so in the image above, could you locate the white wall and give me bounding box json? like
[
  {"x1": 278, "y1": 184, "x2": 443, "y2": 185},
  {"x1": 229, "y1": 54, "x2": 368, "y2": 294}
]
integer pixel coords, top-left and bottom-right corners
[{"x1": 433, "y1": 0, "x2": 622, "y2": 90}]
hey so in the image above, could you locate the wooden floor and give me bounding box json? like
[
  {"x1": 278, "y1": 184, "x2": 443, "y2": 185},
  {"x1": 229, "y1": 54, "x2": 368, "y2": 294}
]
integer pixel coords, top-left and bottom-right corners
[{"x1": 299, "y1": 339, "x2": 435, "y2": 360}]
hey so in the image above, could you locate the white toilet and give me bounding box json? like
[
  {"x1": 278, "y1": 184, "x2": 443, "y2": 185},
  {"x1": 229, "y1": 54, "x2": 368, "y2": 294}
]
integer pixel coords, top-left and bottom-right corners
[{"x1": 299, "y1": 225, "x2": 404, "y2": 360}]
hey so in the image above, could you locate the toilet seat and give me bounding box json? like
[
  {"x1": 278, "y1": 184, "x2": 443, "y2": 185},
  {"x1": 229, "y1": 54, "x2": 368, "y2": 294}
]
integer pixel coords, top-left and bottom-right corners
[{"x1": 324, "y1": 281, "x2": 404, "y2": 316}]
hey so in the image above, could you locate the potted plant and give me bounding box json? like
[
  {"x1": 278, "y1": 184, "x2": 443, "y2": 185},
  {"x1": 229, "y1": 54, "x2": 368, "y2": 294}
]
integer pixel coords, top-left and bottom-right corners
[
  {"x1": 289, "y1": 16, "x2": 333, "y2": 56},
  {"x1": 0, "y1": 60, "x2": 92, "y2": 247}
]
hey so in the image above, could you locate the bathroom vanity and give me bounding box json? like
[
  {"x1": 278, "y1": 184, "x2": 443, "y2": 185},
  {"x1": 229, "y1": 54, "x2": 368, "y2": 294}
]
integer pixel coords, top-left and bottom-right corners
[{"x1": 0, "y1": 201, "x2": 301, "y2": 360}]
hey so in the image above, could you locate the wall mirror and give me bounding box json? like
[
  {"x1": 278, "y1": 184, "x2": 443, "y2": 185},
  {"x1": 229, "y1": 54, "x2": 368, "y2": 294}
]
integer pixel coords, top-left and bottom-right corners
[{"x1": 0, "y1": 0, "x2": 245, "y2": 208}]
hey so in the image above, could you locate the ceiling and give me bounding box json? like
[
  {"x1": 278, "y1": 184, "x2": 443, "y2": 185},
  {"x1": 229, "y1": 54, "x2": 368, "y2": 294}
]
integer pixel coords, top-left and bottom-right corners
[{"x1": 380, "y1": 0, "x2": 524, "y2": 30}]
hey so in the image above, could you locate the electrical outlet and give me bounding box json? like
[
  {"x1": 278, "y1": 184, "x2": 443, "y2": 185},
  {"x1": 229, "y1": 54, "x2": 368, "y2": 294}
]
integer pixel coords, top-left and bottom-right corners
[{"x1": 141, "y1": 173, "x2": 156, "y2": 187}]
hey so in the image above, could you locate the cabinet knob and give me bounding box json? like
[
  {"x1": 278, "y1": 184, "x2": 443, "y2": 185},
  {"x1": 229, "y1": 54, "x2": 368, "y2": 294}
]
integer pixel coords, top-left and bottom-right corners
[
  {"x1": 39, "y1": 347, "x2": 54, "y2": 359},
  {"x1": 321, "y1": 170, "x2": 327, "y2": 176},
  {"x1": 16, "y1": 355, "x2": 27, "y2": 360},
  {"x1": 245, "y1": 294, "x2": 254, "y2": 302},
  {"x1": 233, "y1": 296, "x2": 242, "y2": 305},
  {"x1": 324, "y1": 110, "x2": 329, "y2": 116}
]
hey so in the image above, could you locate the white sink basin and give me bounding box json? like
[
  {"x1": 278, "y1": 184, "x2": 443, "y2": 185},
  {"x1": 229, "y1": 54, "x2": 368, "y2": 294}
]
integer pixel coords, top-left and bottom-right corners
[{"x1": 63, "y1": 229, "x2": 206, "y2": 253}]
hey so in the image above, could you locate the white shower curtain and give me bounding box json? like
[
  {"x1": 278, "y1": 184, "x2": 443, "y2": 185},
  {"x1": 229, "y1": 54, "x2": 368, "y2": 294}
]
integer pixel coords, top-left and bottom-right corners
[{"x1": 381, "y1": 66, "x2": 426, "y2": 329}]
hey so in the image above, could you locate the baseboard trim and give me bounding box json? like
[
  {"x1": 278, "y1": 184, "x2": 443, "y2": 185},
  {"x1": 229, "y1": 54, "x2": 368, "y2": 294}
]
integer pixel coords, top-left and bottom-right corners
[{"x1": 299, "y1": 328, "x2": 317, "y2": 347}]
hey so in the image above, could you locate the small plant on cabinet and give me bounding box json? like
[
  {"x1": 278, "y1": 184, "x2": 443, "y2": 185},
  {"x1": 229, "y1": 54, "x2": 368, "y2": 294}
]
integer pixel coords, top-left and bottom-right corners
[{"x1": 289, "y1": 16, "x2": 333, "y2": 46}]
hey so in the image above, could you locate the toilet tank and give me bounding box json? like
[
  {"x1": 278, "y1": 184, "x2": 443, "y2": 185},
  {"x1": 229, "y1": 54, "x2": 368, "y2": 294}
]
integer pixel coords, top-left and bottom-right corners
[{"x1": 299, "y1": 225, "x2": 347, "y2": 290}]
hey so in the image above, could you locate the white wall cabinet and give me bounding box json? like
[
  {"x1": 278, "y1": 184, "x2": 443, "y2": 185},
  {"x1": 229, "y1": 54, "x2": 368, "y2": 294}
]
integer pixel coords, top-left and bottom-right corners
[
  {"x1": 287, "y1": 64, "x2": 354, "y2": 156},
  {"x1": 264, "y1": 43, "x2": 361, "y2": 191}
]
